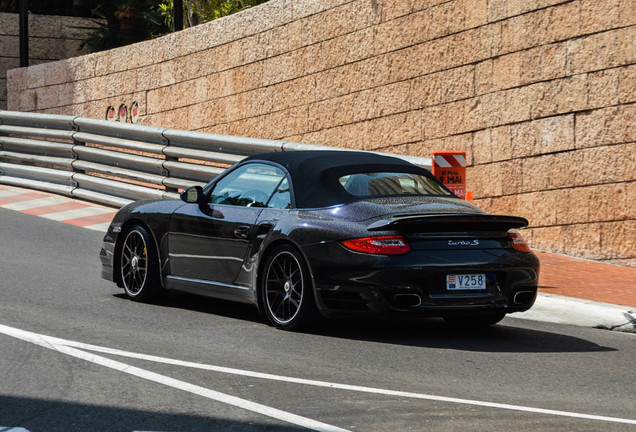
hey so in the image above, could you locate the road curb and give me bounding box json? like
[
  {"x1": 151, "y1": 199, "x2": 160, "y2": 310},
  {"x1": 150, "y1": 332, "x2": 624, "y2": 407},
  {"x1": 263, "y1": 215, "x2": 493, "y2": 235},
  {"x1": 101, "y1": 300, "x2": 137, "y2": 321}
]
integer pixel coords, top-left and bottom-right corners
[{"x1": 513, "y1": 293, "x2": 636, "y2": 333}]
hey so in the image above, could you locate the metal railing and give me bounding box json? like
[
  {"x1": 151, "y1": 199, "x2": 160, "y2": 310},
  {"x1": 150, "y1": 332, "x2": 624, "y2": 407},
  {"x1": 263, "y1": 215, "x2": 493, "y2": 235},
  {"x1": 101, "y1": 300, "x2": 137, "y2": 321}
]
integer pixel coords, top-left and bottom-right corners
[{"x1": 0, "y1": 110, "x2": 432, "y2": 208}]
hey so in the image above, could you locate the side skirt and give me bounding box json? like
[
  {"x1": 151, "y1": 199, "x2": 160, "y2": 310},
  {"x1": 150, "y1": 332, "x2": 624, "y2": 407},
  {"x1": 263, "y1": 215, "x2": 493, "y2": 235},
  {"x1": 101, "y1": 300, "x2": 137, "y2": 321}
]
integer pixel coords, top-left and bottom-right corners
[{"x1": 163, "y1": 275, "x2": 255, "y2": 305}]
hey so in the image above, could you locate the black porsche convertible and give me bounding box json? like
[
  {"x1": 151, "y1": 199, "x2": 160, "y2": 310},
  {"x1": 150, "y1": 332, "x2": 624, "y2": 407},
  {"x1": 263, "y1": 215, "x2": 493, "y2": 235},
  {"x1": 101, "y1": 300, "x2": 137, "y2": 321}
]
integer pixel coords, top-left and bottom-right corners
[{"x1": 100, "y1": 150, "x2": 539, "y2": 330}]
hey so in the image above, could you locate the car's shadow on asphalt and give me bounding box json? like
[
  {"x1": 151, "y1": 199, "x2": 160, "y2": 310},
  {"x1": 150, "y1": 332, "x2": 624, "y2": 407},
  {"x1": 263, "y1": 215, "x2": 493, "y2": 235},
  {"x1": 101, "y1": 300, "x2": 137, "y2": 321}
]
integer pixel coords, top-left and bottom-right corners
[
  {"x1": 115, "y1": 292, "x2": 616, "y2": 354},
  {"x1": 307, "y1": 317, "x2": 618, "y2": 354}
]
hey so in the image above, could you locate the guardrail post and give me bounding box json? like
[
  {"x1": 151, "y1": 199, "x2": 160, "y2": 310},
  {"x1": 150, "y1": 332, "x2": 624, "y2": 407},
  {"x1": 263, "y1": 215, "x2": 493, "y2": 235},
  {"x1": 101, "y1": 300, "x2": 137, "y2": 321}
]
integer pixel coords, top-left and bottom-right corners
[
  {"x1": 71, "y1": 123, "x2": 85, "y2": 176},
  {"x1": 161, "y1": 134, "x2": 179, "y2": 194}
]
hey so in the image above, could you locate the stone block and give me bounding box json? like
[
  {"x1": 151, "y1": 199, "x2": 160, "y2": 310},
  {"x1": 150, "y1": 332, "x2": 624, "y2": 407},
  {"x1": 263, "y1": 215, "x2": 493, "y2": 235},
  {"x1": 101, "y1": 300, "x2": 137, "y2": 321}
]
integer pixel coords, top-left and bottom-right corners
[
  {"x1": 261, "y1": 54, "x2": 298, "y2": 88},
  {"x1": 564, "y1": 223, "x2": 603, "y2": 258},
  {"x1": 0, "y1": 35, "x2": 18, "y2": 58},
  {"x1": 489, "y1": 126, "x2": 512, "y2": 161},
  {"x1": 487, "y1": 0, "x2": 569, "y2": 22},
  {"x1": 491, "y1": 51, "x2": 521, "y2": 91},
  {"x1": 362, "y1": 111, "x2": 421, "y2": 150},
  {"x1": 481, "y1": 90, "x2": 507, "y2": 126},
  {"x1": 376, "y1": 0, "x2": 413, "y2": 21},
  {"x1": 521, "y1": 150, "x2": 584, "y2": 193},
  {"x1": 520, "y1": 42, "x2": 568, "y2": 86},
  {"x1": 588, "y1": 69, "x2": 620, "y2": 109},
  {"x1": 270, "y1": 75, "x2": 316, "y2": 113},
  {"x1": 512, "y1": 115, "x2": 575, "y2": 157},
  {"x1": 472, "y1": 129, "x2": 492, "y2": 164},
  {"x1": 619, "y1": 0, "x2": 636, "y2": 26},
  {"x1": 308, "y1": 0, "x2": 379, "y2": 45},
  {"x1": 600, "y1": 219, "x2": 636, "y2": 259},
  {"x1": 0, "y1": 13, "x2": 17, "y2": 36},
  {"x1": 411, "y1": 65, "x2": 475, "y2": 109},
  {"x1": 26, "y1": 61, "x2": 69, "y2": 88},
  {"x1": 546, "y1": 0, "x2": 581, "y2": 42},
  {"x1": 517, "y1": 191, "x2": 559, "y2": 226},
  {"x1": 580, "y1": 0, "x2": 622, "y2": 35},
  {"x1": 467, "y1": 160, "x2": 521, "y2": 197},
  {"x1": 567, "y1": 27, "x2": 633, "y2": 75},
  {"x1": 136, "y1": 64, "x2": 162, "y2": 96},
  {"x1": 500, "y1": 10, "x2": 545, "y2": 54},
  {"x1": 581, "y1": 143, "x2": 636, "y2": 185},
  {"x1": 528, "y1": 225, "x2": 566, "y2": 254},
  {"x1": 575, "y1": 105, "x2": 636, "y2": 148},
  {"x1": 375, "y1": 11, "x2": 425, "y2": 55},
  {"x1": 481, "y1": 194, "x2": 519, "y2": 216},
  {"x1": 583, "y1": 183, "x2": 631, "y2": 223},
  {"x1": 0, "y1": 56, "x2": 19, "y2": 79},
  {"x1": 444, "y1": 25, "x2": 493, "y2": 68},
  {"x1": 619, "y1": 65, "x2": 636, "y2": 104},
  {"x1": 474, "y1": 59, "x2": 493, "y2": 95},
  {"x1": 530, "y1": 74, "x2": 588, "y2": 119}
]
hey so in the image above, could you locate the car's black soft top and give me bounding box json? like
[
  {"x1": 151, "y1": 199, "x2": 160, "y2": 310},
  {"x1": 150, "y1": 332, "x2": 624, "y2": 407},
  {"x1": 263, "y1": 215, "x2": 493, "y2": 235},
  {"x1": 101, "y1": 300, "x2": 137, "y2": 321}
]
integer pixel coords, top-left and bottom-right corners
[{"x1": 243, "y1": 150, "x2": 440, "y2": 209}]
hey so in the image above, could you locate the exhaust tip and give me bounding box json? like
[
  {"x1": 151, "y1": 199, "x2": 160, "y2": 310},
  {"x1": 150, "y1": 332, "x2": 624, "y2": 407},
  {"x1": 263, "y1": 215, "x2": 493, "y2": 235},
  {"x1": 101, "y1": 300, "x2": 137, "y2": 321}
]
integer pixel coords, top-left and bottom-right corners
[
  {"x1": 394, "y1": 293, "x2": 422, "y2": 308},
  {"x1": 513, "y1": 291, "x2": 535, "y2": 305}
]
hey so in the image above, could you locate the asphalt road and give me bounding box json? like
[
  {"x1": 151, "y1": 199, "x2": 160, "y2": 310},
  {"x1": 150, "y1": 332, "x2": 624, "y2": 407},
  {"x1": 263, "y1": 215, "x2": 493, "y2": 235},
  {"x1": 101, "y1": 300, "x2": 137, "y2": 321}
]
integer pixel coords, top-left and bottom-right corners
[{"x1": 1, "y1": 207, "x2": 634, "y2": 432}]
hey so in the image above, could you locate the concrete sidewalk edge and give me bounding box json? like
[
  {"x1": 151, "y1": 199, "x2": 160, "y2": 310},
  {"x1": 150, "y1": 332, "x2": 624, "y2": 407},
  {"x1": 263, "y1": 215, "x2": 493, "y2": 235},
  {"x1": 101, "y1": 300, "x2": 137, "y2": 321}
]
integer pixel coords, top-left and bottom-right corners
[{"x1": 512, "y1": 293, "x2": 636, "y2": 333}]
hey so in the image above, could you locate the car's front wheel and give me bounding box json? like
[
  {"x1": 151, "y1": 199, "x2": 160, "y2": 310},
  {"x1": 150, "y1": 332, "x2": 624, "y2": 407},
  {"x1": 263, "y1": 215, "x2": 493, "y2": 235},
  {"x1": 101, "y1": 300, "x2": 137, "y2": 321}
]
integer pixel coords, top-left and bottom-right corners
[
  {"x1": 261, "y1": 245, "x2": 318, "y2": 330},
  {"x1": 119, "y1": 224, "x2": 161, "y2": 302}
]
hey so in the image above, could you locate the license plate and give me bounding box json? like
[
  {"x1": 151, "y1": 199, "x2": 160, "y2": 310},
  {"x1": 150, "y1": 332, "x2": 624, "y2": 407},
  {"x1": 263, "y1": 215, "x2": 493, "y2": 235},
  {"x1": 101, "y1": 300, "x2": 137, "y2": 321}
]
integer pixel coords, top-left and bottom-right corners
[{"x1": 446, "y1": 274, "x2": 486, "y2": 290}]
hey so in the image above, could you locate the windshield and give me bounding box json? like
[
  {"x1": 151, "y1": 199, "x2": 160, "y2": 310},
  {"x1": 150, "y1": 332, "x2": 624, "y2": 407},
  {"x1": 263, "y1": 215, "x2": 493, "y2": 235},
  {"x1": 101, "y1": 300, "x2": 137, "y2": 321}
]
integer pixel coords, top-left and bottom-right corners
[{"x1": 339, "y1": 172, "x2": 451, "y2": 198}]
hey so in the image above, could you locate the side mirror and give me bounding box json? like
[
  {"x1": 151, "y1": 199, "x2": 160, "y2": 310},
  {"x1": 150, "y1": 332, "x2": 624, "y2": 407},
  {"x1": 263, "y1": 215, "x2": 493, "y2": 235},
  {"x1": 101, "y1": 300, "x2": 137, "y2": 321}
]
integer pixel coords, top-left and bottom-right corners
[{"x1": 180, "y1": 186, "x2": 204, "y2": 204}]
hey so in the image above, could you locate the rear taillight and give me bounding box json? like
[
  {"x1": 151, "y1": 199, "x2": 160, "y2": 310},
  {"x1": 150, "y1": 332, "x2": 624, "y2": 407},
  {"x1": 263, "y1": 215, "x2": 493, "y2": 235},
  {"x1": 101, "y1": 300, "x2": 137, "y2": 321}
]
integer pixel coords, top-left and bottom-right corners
[
  {"x1": 508, "y1": 230, "x2": 531, "y2": 252},
  {"x1": 341, "y1": 235, "x2": 411, "y2": 255}
]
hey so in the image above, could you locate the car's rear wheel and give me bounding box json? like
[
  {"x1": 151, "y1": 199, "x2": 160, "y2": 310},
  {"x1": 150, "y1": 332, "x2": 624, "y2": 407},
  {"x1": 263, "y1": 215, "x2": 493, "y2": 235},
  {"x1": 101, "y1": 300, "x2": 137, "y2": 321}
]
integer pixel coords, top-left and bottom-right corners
[
  {"x1": 261, "y1": 245, "x2": 318, "y2": 330},
  {"x1": 120, "y1": 225, "x2": 160, "y2": 302},
  {"x1": 443, "y1": 311, "x2": 506, "y2": 327}
]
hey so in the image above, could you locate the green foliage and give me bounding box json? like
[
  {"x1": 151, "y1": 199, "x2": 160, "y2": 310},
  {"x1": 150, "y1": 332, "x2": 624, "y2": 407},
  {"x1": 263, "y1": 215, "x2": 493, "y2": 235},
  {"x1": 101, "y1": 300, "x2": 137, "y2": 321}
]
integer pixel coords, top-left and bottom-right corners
[{"x1": 159, "y1": 0, "x2": 269, "y2": 30}]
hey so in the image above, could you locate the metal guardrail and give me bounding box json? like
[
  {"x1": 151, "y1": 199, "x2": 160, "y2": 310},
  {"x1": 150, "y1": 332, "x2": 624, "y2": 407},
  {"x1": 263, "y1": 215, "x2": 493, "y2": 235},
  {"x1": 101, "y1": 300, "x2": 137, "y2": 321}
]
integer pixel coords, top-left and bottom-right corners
[{"x1": 0, "y1": 110, "x2": 432, "y2": 208}]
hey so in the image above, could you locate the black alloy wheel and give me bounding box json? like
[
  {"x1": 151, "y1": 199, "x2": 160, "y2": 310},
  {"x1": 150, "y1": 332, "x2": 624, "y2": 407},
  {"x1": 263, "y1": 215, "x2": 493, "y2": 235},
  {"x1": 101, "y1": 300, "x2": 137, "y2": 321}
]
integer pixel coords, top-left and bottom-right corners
[
  {"x1": 120, "y1": 225, "x2": 160, "y2": 302},
  {"x1": 261, "y1": 245, "x2": 318, "y2": 330}
]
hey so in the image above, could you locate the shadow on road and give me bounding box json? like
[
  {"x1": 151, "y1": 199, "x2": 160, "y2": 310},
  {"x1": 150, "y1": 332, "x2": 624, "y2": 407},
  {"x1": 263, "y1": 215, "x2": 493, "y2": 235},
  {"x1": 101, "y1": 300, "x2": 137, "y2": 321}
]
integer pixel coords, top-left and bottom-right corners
[
  {"x1": 114, "y1": 292, "x2": 616, "y2": 354},
  {"x1": 306, "y1": 317, "x2": 618, "y2": 354},
  {"x1": 0, "y1": 395, "x2": 305, "y2": 432}
]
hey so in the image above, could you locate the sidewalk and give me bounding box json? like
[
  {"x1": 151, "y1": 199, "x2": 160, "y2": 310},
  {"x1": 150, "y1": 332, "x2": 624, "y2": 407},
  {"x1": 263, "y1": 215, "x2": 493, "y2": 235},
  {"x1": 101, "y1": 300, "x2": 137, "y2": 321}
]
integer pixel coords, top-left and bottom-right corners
[
  {"x1": 514, "y1": 251, "x2": 636, "y2": 332},
  {"x1": 536, "y1": 251, "x2": 636, "y2": 308}
]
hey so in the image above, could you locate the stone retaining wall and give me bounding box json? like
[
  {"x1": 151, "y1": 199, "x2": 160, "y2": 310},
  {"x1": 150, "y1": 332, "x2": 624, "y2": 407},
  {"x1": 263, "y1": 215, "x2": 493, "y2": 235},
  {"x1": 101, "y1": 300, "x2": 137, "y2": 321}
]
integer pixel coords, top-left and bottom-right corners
[
  {"x1": 6, "y1": 0, "x2": 636, "y2": 266},
  {"x1": 0, "y1": 12, "x2": 99, "y2": 109}
]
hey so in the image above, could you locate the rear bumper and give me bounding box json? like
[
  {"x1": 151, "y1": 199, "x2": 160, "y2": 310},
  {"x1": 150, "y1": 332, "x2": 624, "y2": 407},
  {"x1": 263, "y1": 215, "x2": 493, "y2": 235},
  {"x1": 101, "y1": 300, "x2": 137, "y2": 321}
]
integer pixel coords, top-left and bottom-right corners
[{"x1": 302, "y1": 243, "x2": 540, "y2": 318}]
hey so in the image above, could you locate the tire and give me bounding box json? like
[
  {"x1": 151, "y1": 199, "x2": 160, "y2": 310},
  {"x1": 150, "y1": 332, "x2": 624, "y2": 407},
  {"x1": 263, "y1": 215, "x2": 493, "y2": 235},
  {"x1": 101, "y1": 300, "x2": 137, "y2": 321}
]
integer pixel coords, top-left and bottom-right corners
[
  {"x1": 119, "y1": 224, "x2": 161, "y2": 302},
  {"x1": 443, "y1": 311, "x2": 506, "y2": 327},
  {"x1": 260, "y1": 245, "x2": 318, "y2": 330}
]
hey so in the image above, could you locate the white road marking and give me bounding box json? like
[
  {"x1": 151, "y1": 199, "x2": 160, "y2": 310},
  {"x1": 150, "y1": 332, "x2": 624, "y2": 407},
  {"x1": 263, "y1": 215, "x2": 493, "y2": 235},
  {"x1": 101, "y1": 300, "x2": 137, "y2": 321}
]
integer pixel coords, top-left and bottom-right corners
[
  {"x1": 1, "y1": 324, "x2": 635, "y2": 426},
  {"x1": 0, "y1": 196, "x2": 66, "y2": 211},
  {"x1": 38, "y1": 206, "x2": 114, "y2": 221},
  {"x1": 0, "y1": 324, "x2": 349, "y2": 432},
  {"x1": 84, "y1": 221, "x2": 113, "y2": 232},
  {"x1": 0, "y1": 189, "x2": 25, "y2": 198}
]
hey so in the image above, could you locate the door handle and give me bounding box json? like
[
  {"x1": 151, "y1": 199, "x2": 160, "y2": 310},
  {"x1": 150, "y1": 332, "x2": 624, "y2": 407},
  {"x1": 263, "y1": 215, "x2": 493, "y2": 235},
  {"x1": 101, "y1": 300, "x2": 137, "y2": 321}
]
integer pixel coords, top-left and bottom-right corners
[{"x1": 233, "y1": 226, "x2": 250, "y2": 239}]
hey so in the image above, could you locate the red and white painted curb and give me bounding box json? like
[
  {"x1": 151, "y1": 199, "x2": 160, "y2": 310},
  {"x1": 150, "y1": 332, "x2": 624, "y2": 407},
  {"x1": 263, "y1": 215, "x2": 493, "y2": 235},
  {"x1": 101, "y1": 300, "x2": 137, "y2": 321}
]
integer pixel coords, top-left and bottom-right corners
[{"x1": 0, "y1": 185, "x2": 117, "y2": 232}]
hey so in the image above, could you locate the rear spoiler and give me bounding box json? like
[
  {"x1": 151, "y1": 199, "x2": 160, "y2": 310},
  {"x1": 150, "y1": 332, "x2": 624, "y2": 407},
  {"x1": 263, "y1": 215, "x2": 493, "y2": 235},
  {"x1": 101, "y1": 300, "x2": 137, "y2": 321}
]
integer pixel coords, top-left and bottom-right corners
[{"x1": 367, "y1": 214, "x2": 529, "y2": 232}]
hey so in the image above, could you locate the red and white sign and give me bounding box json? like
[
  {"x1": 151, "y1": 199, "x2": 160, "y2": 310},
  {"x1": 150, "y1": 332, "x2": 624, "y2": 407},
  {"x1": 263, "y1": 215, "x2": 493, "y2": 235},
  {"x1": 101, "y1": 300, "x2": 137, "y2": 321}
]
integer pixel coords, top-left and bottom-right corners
[
  {"x1": 118, "y1": 104, "x2": 127, "y2": 123},
  {"x1": 106, "y1": 106, "x2": 116, "y2": 121},
  {"x1": 432, "y1": 151, "x2": 467, "y2": 199},
  {"x1": 130, "y1": 101, "x2": 139, "y2": 124}
]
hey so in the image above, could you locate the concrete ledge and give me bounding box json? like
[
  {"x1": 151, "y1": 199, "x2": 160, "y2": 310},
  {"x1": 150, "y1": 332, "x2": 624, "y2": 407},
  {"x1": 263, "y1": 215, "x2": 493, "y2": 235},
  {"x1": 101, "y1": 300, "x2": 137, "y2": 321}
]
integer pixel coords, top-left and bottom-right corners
[{"x1": 513, "y1": 293, "x2": 636, "y2": 333}]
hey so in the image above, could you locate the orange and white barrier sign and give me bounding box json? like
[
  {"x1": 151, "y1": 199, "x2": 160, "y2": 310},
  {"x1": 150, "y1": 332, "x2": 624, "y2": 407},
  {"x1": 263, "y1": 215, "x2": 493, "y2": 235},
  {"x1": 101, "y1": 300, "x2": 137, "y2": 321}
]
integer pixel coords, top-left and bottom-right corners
[{"x1": 432, "y1": 151, "x2": 467, "y2": 199}]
